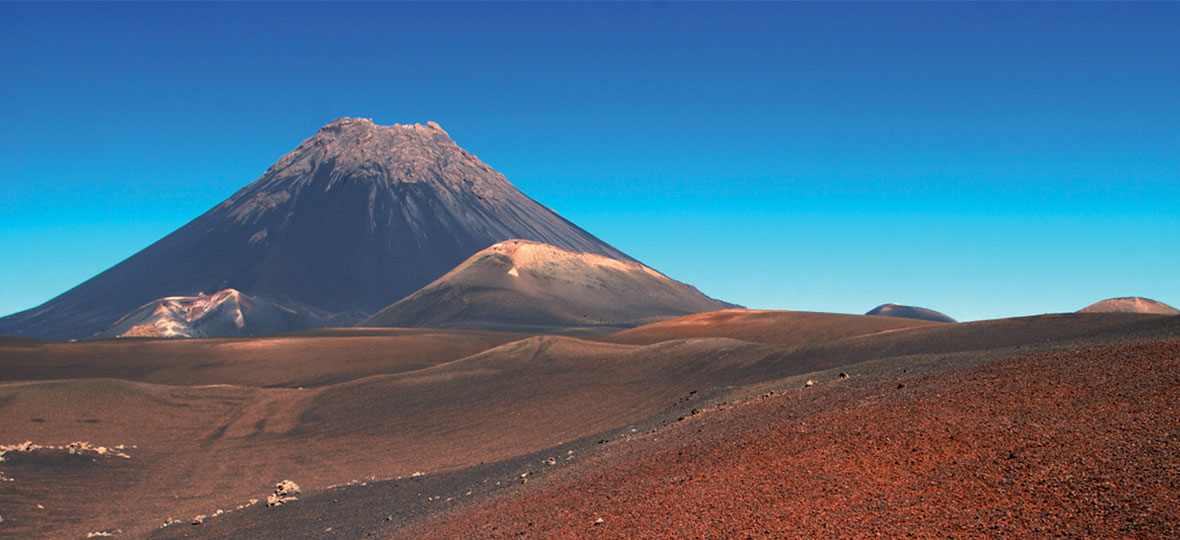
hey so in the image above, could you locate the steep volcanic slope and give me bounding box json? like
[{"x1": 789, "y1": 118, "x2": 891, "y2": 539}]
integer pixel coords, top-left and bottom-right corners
[
  {"x1": 362, "y1": 240, "x2": 735, "y2": 331},
  {"x1": 92, "y1": 289, "x2": 316, "y2": 339},
  {"x1": 0, "y1": 118, "x2": 633, "y2": 340},
  {"x1": 866, "y1": 302, "x2": 957, "y2": 323},
  {"x1": 1078, "y1": 296, "x2": 1179, "y2": 315}
]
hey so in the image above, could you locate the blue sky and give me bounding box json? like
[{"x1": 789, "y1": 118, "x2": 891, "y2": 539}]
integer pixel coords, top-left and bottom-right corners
[{"x1": 2, "y1": 2, "x2": 1177, "y2": 321}]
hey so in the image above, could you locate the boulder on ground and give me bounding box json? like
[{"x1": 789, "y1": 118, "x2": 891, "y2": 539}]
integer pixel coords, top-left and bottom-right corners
[{"x1": 266, "y1": 480, "x2": 301, "y2": 507}]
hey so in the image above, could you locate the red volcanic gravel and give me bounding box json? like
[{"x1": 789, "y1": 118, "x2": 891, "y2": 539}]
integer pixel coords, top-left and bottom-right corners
[{"x1": 412, "y1": 341, "x2": 1180, "y2": 539}]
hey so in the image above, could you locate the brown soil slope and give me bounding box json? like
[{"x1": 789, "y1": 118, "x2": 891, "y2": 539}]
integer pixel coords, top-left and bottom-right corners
[
  {"x1": 0, "y1": 335, "x2": 807, "y2": 539},
  {"x1": 785, "y1": 312, "x2": 1179, "y2": 369},
  {"x1": 148, "y1": 313, "x2": 1180, "y2": 540},
  {"x1": 3, "y1": 313, "x2": 1178, "y2": 539},
  {"x1": 414, "y1": 340, "x2": 1180, "y2": 539},
  {"x1": 0, "y1": 328, "x2": 529, "y2": 388},
  {"x1": 599, "y1": 309, "x2": 941, "y2": 346}
]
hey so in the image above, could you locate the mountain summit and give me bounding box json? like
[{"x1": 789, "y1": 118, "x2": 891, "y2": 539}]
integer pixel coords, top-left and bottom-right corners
[{"x1": 0, "y1": 119, "x2": 636, "y2": 340}]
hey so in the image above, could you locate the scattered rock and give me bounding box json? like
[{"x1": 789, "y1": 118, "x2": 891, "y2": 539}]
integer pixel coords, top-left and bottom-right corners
[
  {"x1": 275, "y1": 479, "x2": 300, "y2": 496},
  {"x1": 192, "y1": 514, "x2": 206, "y2": 525},
  {"x1": 805, "y1": 379, "x2": 816, "y2": 387},
  {"x1": 839, "y1": 372, "x2": 849, "y2": 379},
  {"x1": 1, "y1": 440, "x2": 129, "y2": 459},
  {"x1": 897, "y1": 383, "x2": 906, "y2": 389},
  {"x1": 4, "y1": 441, "x2": 36, "y2": 453},
  {"x1": 266, "y1": 480, "x2": 301, "y2": 507},
  {"x1": 594, "y1": 517, "x2": 604, "y2": 525}
]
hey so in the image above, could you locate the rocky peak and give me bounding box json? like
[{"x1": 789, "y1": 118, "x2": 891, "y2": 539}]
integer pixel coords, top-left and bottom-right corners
[
  {"x1": 312, "y1": 117, "x2": 453, "y2": 146},
  {"x1": 248, "y1": 117, "x2": 500, "y2": 204}
]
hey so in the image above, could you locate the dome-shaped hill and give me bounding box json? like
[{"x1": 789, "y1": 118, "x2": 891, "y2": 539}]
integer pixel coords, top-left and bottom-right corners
[
  {"x1": 866, "y1": 303, "x2": 956, "y2": 323},
  {"x1": 1078, "y1": 297, "x2": 1178, "y2": 316},
  {"x1": 361, "y1": 240, "x2": 736, "y2": 331}
]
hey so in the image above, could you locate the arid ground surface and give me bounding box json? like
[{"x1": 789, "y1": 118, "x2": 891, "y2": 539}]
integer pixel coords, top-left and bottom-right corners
[
  {"x1": 1, "y1": 312, "x2": 1178, "y2": 539},
  {"x1": 410, "y1": 340, "x2": 1180, "y2": 539}
]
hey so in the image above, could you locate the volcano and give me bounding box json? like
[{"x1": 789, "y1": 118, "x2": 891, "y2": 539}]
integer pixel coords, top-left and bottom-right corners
[
  {"x1": 362, "y1": 240, "x2": 736, "y2": 331},
  {"x1": 0, "y1": 118, "x2": 637, "y2": 340}
]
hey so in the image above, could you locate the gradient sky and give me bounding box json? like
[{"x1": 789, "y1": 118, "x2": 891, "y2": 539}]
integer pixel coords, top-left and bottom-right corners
[{"x1": 2, "y1": 2, "x2": 1177, "y2": 322}]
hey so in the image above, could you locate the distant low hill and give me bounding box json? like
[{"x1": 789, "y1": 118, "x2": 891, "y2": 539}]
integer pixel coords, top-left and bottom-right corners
[
  {"x1": 866, "y1": 303, "x2": 956, "y2": 323},
  {"x1": 1078, "y1": 297, "x2": 1178, "y2": 315},
  {"x1": 361, "y1": 240, "x2": 736, "y2": 331}
]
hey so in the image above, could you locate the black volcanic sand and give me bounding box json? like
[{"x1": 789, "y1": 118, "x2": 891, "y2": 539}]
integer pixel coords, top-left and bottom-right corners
[{"x1": 1, "y1": 312, "x2": 1171, "y2": 538}]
